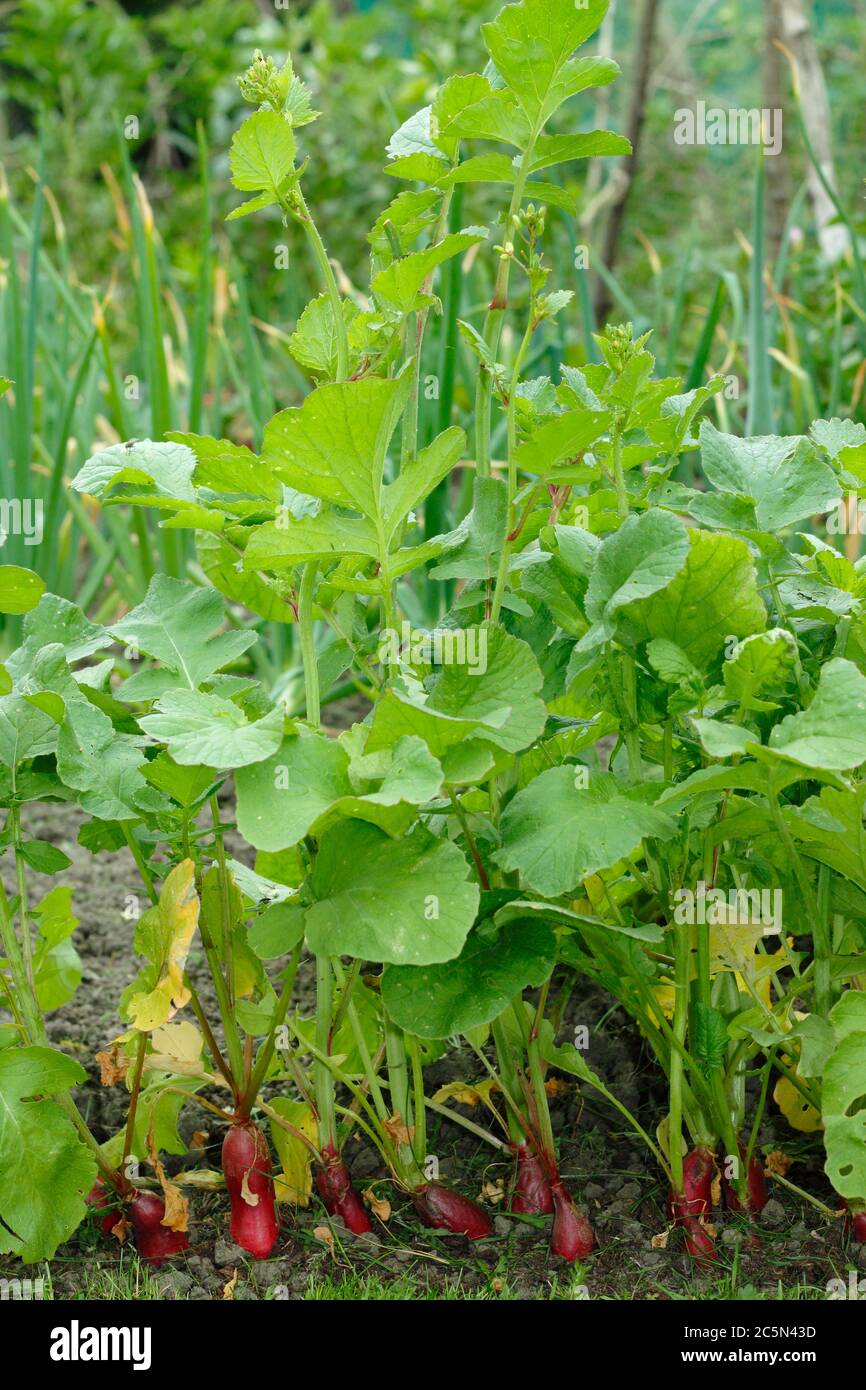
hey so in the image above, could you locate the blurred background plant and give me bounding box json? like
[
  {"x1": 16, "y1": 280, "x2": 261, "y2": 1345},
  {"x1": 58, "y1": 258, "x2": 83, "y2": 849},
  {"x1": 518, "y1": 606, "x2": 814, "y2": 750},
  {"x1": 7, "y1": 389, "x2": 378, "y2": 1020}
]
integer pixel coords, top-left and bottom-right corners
[{"x1": 1, "y1": 0, "x2": 864, "y2": 658}]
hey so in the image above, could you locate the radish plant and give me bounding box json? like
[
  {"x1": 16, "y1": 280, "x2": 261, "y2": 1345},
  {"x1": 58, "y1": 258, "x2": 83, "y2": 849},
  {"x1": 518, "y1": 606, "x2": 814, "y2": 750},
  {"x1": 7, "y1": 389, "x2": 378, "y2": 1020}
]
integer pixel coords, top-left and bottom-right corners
[{"x1": 2, "y1": 0, "x2": 866, "y2": 1278}]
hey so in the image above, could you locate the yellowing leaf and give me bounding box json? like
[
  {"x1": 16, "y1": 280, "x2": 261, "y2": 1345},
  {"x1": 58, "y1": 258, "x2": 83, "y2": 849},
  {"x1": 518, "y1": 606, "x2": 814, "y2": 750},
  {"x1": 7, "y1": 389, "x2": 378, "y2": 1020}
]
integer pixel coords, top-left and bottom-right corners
[
  {"x1": 126, "y1": 861, "x2": 200, "y2": 1031},
  {"x1": 583, "y1": 875, "x2": 607, "y2": 908},
  {"x1": 95, "y1": 1045, "x2": 128, "y2": 1086},
  {"x1": 764, "y1": 1150, "x2": 794, "y2": 1177},
  {"x1": 223, "y1": 1270, "x2": 238, "y2": 1299},
  {"x1": 432, "y1": 1078, "x2": 500, "y2": 1118},
  {"x1": 708, "y1": 912, "x2": 767, "y2": 976},
  {"x1": 313, "y1": 1224, "x2": 335, "y2": 1250},
  {"x1": 144, "y1": 1020, "x2": 205, "y2": 1075},
  {"x1": 384, "y1": 1111, "x2": 414, "y2": 1147},
  {"x1": 653, "y1": 978, "x2": 676, "y2": 1020},
  {"x1": 544, "y1": 1076, "x2": 571, "y2": 1098},
  {"x1": 175, "y1": 1168, "x2": 224, "y2": 1190},
  {"x1": 150, "y1": 1021, "x2": 204, "y2": 1065},
  {"x1": 773, "y1": 1076, "x2": 822, "y2": 1134},
  {"x1": 481, "y1": 1179, "x2": 505, "y2": 1206},
  {"x1": 147, "y1": 1133, "x2": 191, "y2": 1232},
  {"x1": 363, "y1": 1187, "x2": 392, "y2": 1222},
  {"x1": 269, "y1": 1099, "x2": 317, "y2": 1207}
]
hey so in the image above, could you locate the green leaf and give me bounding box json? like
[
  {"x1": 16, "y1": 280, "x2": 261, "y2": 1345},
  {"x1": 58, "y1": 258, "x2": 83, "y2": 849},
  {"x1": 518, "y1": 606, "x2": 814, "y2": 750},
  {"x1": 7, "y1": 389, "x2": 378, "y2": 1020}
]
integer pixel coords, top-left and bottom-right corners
[
  {"x1": 110, "y1": 576, "x2": 256, "y2": 694},
  {"x1": 229, "y1": 109, "x2": 296, "y2": 196},
  {"x1": 369, "y1": 190, "x2": 440, "y2": 261},
  {"x1": 766, "y1": 659, "x2": 866, "y2": 771},
  {"x1": 482, "y1": 0, "x2": 612, "y2": 124},
  {"x1": 513, "y1": 408, "x2": 611, "y2": 479},
  {"x1": 248, "y1": 901, "x2": 306, "y2": 961},
  {"x1": 32, "y1": 887, "x2": 81, "y2": 1011},
  {"x1": 197, "y1": 532, "x2": 295, "y2": 625},
  {"x1": 425, "y1": 627, "x2": 546, "y2": 753},
  {"x1": 786, "y1": 786, "x2": 866, "y2": 890},
  {"x1": 0, "y1": 695, "x2": 60, "y2": 766},
  {"x1": 829, "y1": 991, "x2": 866, "y2": 1041},
  {"x1": 723, "y1": 629, "x2": 798, "y2": 712},
  {"x1": 367, "y1": 628, "x2": 545, "y2": 758},
  {"x1": 372, "y1": 229, "x2": 487, "y2": 316},
  {"x1": 382, "y1": 917, "x2": 556, "y2": 1037},
  {"x1": 72, "y1": 440, "x2": 196, "y2": 504},
  {"x1": 694, "y1": 1002, "x2": 730, "y2": 1071},
  {"x1": 823, "y1": 1030, "x2": 866, "y2": 1200},
  {"x1": 18, "y1": 840, "x2": 72, "y2": 875},
  {"x1": 646, "y1": 639, "x2": 703, "y2": 692},
  {"x1": 529, "y1": 130, "x2": 631, "y2": 172},
  {"x1": 382, "y1": 428, "x2": 465, "y2": 544},
  {"x1": 226, "y1": 190, "x2": 278, "y2": 222},
  {"x1": 495, "y1": 768, "x2": 676, "y2": 897},
  {"x1": 811, "y1": 417, "x2": 866, "y2": 463},
  {"x1": 236, "y1": 730, "x2": 350, "y2": 851},
  {"x1": 580, "y1": 509, "x2": 690, "y2": 650},
  {"x1": 166, "y1": 432, "x2": 279, "y2": 502},
  {"x1": 429, "y1": 476, "x2": 508, "y2": 581},
  {"x1": 142, "y1": 752, "x2": 219, "y2": 809},
  {"x1": 235, "y1": 730, "x2": 442, "y2": 852},
  {"x1": 0, "y1": 566, "x2": 45, "y2": 616},
  {"x1": 6, "y1": 595, "x2": 112, "y2": 682},
  {"x1": 244, "y1": 510, "x2": 380, "y2": 569},
  {"x1": 57, "y1": 699, "x2": 160, "y2": 821},
  {"x1": 306, "y1": 821, "x2": 479, "y2": 965},
  {"x1": 447, "y1": 158, "x2": 577, "y2": 211},
  {"x1": 620, "y1": 530, "x2": 767, "y2": 669},
  {"x1": 691, "y1": 719, "x2": 754, "y2": 759},
  {"x1": 700, "y1": 421, "x2": 840, "y2": 531},
  {"x1": 263, "y1": 375, "x2": 412, "y2": 521},
  {"x1": 436, "y1": 81, "x2": 530, "y2": 149},
  {"x1": 289, "y1": 295, "x2": 360, "y2": 381},
  {"x1": 387, "y1": 106, "x2": 447, "y2": 164},
  {"x1": 139, "y1": 691, "x2": 285, "y2": 769},
  {"x1": 0, "y1": 1046, "x2": 96, "y2": 1262}
]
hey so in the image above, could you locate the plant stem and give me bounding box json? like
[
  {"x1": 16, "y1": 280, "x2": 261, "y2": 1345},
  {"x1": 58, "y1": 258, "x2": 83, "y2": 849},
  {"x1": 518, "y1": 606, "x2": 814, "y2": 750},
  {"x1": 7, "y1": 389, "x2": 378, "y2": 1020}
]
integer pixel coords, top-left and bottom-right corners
[
  {"x1": 383, "y1": 1014, "x2": 423, "y2": 1186},
  {"x1": 297, "y1": 561, "x2": 321, "y2": 726},
  {"x1": 474, "y1": 140, "x2": 538, "y2": 477},
  {"x1": 314, "y1": 955, "x2": 337, "y2": 1151},
  {"x1": 238, "y1": 942, "x2": 302, "y2": 1118},
  {"x1": 294, "y1": 188, "x2": 348, "y2": 383},
  {"x1": 668, "y1": 916, "x2": 690, "y2": 1193},
  {"x1": 122, "y1": 1031, "x2": 148, "y2": 1171},
  {"x1": 490, "y1": 309, "x2": 536, "y2": 623},
  {"x1": 122, "y1": 823, "x2": 158, "y2": 905}
]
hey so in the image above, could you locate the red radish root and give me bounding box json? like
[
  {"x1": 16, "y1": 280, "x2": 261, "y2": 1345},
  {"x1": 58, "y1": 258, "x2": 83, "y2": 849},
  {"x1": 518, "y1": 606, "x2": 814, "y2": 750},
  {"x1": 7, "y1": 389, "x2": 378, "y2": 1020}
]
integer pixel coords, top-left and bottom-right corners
[
  {"x1": 222, "y1": 1120, "x2": 279, "y2": 1259},
  {"x1": 721, "y1": 1147, "x2": 768, "y2": 1217},
  {"x1": 86, "y1": 1179, "x2": 124, "y2": 1237},
  {"x1": 129, "y1": 1192, "x2": 190, "y2": 1267},
  {"x1": 667, "y1": 1146, "x2": 717, "y2": 1262},
  {"x1": 549, "y1": 1178, "x2": 594, "y2": 1260},
  {"x1": 316, "y1": 1145, "x2": 372, "y2": 1234},
  {"x1": 845, "y1": 1204, "x2": 866, "y2": 1243},
  {"x1": 413, "y1": 1183, "x2": 493, "y2": 1239},
  {"x1": 509, "y1": 1143, "x2": 554, "y2": 1215}
]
